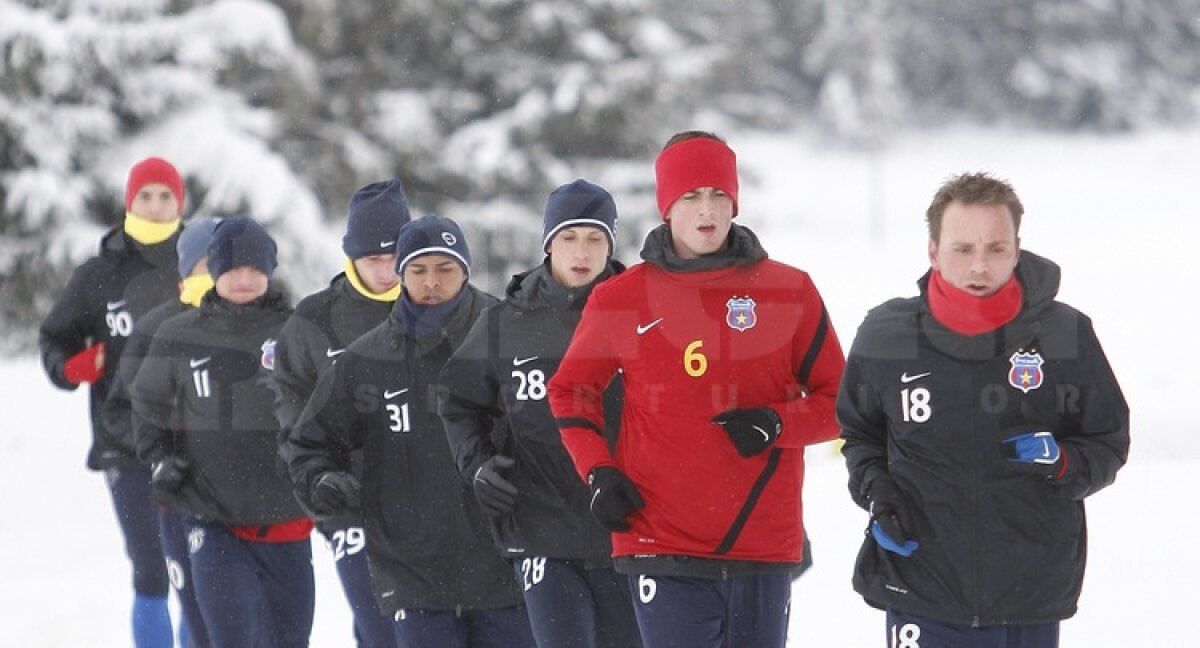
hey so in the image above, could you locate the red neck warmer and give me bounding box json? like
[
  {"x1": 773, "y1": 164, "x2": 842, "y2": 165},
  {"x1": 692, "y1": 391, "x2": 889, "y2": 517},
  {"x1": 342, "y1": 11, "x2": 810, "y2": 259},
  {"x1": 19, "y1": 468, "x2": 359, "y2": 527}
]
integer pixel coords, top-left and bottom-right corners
[{"x1": 927, "y1": 270, "x2": 1023, "y2": 335}]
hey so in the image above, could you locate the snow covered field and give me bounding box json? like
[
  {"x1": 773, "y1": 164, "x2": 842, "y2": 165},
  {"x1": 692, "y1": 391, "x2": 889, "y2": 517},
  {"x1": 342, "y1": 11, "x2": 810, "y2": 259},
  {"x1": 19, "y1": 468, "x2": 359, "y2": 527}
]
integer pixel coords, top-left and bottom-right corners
[{"x1": 1, "y1": 126, "x2": 1194, "y2": 646}]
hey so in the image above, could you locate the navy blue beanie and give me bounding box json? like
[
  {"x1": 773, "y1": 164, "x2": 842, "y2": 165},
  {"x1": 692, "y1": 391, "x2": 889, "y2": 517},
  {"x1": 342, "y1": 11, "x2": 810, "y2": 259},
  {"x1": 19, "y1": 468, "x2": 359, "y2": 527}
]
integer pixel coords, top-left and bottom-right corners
[
  {"x1": 394, "y1": 215, "x2": 471, "y2": 278},
  {"x1": 342, "y1": 179, "x2": 411, "y2": 259},
  {"x1": 176, "y1": 217, "x2": 222, "y2": 278},
  {"x1": 542, "y1": 179, "x2": 618, "y2": 253},
  {"x1": 207, "y1": 215, "x2": 278, "y2": 279}
]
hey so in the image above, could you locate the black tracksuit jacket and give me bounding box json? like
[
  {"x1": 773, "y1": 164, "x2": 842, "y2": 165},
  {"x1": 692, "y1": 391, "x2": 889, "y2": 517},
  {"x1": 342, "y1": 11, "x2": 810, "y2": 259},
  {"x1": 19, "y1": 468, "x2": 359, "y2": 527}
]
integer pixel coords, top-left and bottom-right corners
[
  {"x1": 287, "y1": 286, "x2": 525, "y2": 614},
  {"x1": 272, "y1": 273, "x2": 394, "y2": 440},
  {"x1": 272, "y1": 273, "x2": 393, "y2": 532},
  {"x1": 39, "y1": 225, "x2": 180, "y2": 469},
  {"x1": 131, "y1": 289, "x2": 303, "y2": 526},
  {"x1": 439, "y1": 261, "x2": 623, "y2": 564},
  {"x1": 838, "y1": 250, "x2": 1130, "y2": 627},
  {"x1": 102, "y1": 297, "x2": 190, "y2": 456}
]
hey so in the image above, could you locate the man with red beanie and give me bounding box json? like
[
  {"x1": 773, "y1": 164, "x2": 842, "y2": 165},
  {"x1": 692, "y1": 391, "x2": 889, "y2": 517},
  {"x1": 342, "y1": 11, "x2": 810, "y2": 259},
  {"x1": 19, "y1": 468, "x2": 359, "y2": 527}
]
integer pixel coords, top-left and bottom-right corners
[
  {"x1": 38, "y1": 156, "x2": 187, "y2": 647},
  {"x1": 838, "y1": 172, "x2": 1129, "y2": 647},
  {"x1": 548, "y1": 131, "x2": 845, "y2": 647}
]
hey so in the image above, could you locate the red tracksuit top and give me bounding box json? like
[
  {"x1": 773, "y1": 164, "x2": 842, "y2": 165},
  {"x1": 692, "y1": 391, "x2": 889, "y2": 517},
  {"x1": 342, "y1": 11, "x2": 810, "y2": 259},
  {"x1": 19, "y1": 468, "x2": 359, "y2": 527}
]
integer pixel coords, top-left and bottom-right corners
[{"x1": 548, "y1": 256, "x2": 845, "y2": 563}]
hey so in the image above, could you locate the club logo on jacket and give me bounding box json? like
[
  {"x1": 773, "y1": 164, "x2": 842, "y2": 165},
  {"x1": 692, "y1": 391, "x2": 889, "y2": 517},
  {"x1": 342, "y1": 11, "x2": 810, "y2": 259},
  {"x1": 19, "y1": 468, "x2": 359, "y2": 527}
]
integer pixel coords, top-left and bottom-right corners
[
  {"x1": 725, "y1": 296, "x2": 758, "y2": 332},
  {"x1": 261, "y1": 338, "x2": 277, "y2": 371},
  {"x1": 188, "y1": 527, "x2": 205, "y2": 555},
  {"x1": 1008, "y1": 350, "x2": 1044, "y2": 393}
]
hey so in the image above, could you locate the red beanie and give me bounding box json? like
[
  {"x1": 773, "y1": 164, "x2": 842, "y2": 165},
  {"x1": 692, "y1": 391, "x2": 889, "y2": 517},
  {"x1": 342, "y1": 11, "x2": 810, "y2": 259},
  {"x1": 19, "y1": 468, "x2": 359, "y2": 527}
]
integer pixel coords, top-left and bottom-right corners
[
  {"x1": 125, "y1": 157, "x2": 185, "y2": 211},
  {"x1": 654, "y1": 137, "x2": 739, "y2": 220}
]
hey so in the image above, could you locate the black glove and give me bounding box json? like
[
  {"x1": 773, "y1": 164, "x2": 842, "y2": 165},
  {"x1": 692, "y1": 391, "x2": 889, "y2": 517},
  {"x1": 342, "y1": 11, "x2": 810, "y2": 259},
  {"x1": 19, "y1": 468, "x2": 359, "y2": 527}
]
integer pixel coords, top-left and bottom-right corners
[
  {"x1": 473, "y1": 456, "x2": 519, "y2": 517},
  {"x1": 588, "y1": 466, "x2": 645, "y2": 532},
  {"x1": 712, "y1": 407, "x2": 782, "y2": 457},
  {"x1": 868, "y1": 476, "x2": 918, "y2": 555},
  {"x1": 151, "y1": 456, "x2": 189, "y2": 493},
  {"x1": 1001, "y1": 430, "x2": 1065, "y2": 479},
  {"x1": 309, "y1": 471, "x2": 361, "y2": 516}
]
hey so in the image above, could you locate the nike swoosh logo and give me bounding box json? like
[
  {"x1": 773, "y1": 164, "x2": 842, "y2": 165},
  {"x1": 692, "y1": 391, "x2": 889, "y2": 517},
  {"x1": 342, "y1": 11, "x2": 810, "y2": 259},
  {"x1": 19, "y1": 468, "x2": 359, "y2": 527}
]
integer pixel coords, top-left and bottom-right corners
[
  {"x1": 106, "y1": 300, "x2": 127, "y2": 310},
  {"x1": 754, "y1": 425, "x2": 769, "y2": 442},
  {"x1": 189, "y1": 357, "x2": 211, "y2": 368},
  {"x1": 900, "y1": 371, "x2": 931, "y2": 383},
  {"x1": 512, "y1": 356, "x2": 538, "y2": 367},
  {"x1": 636, "y1": 318, "x2": 663, "y2": 335},
  {"x1": 380, "y1": 240, "x2": 396, "y2": 248},
  {"x1": 326, "y1": 348, "x2": 345, "y2": 358},
  {"x1": 383, "y1": 388, "x2": 408, "y2": 399}
]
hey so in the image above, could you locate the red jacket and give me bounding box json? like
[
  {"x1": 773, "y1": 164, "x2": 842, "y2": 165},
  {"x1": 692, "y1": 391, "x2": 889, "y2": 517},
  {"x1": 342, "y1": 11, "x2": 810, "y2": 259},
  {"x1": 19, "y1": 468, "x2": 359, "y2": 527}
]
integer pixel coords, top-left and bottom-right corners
[{"x1": 549, "y1": 244, "x2": 844, "y2": 564}]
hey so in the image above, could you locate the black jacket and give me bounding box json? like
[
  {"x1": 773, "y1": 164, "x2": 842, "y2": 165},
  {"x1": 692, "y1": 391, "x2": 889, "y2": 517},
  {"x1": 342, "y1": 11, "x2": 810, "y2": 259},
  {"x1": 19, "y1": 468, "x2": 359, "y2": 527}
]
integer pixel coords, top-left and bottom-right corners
[
  {"x1": 287, "y1": 286, "x2": 523, "y2": 614},
  {"x1": 838, "y1": 250, "x2": 1130, "y2": 626},
  {"x1": 439, "y1": 261, "x2": 623, "y2": 564},
  {"x1": 102, "y1": 297, "x2": 190, "y2": 457},
  {"x1": 39, "y1": 225, "x2": 180, "y2": 469},
  {"x1": 272, "y1": 273, "x2": 394, "y2": 437},
  {"x1": 131, "y1": 288, "x2": 302, "y2": 526},
  {"x1": 271, "y1": 274, "x2": 393, "y2": 531}
]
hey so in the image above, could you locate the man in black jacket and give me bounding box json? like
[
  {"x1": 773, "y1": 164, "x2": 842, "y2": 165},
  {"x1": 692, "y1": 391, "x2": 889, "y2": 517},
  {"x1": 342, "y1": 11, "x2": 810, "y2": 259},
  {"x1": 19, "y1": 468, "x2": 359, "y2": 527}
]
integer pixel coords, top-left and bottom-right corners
[
  {"x1": 287, "y1": 215, "x2": 535, "y2": 647},
  {"x1": 838, "y1": 172, "x2": 1130, "y2": 647},
  {"x1": 103, "y1": 216, "x2": 221, "y2": 648},
  {"x1": 439, "y1": 180, "x2": 641, "y2": 648},
  {"x1": 38, "y1": 156, "x2": 186, "y2": 646},
  {"x1": 272, "y1": 179, "x2": 409, "y2": 648},
  {"x1": 132, "y1": 215, "x2": 314, "y2": 647}
]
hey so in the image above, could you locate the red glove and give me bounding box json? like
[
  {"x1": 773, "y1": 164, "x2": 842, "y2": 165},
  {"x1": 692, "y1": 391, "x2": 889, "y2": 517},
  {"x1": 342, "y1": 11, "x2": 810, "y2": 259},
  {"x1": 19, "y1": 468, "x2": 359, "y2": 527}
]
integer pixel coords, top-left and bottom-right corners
[{"x1": 63, "y1": 342, "x2": 106, "y2": 384}]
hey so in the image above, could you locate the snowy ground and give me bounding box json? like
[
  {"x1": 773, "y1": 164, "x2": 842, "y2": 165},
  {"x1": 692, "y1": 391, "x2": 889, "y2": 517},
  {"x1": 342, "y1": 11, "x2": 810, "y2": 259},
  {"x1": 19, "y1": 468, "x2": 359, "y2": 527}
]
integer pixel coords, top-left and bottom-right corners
[{"x1": 1, "y1": 126, "x2": 1194, "y2": 646}]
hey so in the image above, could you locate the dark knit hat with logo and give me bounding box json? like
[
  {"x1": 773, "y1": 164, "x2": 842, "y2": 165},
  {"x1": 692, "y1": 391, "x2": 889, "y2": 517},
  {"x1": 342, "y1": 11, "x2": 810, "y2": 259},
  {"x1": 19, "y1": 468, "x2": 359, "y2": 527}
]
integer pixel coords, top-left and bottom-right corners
[
  {"x1": 207, "y1": 215, "x2": 278, "y2": 279},
  {"x1": 393, "y1": 215, "x2": 471, "y2": 278},
  {"x1": 176, "y1": 217, "x2": 222, "y2": 278},
  {"x1": 125, "y1": 157, "x2": 186, "y2": 211},
  {"x1": 342, "y1": 180, "x2": 412, "y2": 259},
  {"x1": 541, "y1": 179, "x2": 618, "y2": 254}
]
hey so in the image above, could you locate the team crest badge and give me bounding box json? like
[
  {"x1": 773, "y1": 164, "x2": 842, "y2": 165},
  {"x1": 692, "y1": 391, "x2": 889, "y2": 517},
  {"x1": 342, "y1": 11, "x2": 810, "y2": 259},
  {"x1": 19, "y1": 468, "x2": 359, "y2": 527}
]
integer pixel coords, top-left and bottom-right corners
[
  {"x1": 725, "y1": 296, "x2": 757, "y2": 332},
  {"x1": 1008, "y1": 350, "x2": 1044, "y2": 393},
  {"x1": 188, "y1": 527, "x2": 205, "y2": 555},
  {"x1": 261, "y1": 338, "x2": 277, "y2": 371}
]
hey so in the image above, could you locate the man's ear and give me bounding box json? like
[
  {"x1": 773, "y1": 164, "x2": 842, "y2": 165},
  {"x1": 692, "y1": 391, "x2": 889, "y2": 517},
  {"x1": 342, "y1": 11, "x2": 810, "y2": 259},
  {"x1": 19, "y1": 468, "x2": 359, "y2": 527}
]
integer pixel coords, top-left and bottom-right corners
[{"x1": 927, "y1": 238, "x2": 939, "y2": 270}]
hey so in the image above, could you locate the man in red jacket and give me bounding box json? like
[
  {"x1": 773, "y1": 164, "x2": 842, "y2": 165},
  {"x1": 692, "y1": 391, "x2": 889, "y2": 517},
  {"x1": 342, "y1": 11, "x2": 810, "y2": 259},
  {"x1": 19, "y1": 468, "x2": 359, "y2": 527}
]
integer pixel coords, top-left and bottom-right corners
[{"x1": 548, "y1": 131, "x2": 845, "y2": 648}]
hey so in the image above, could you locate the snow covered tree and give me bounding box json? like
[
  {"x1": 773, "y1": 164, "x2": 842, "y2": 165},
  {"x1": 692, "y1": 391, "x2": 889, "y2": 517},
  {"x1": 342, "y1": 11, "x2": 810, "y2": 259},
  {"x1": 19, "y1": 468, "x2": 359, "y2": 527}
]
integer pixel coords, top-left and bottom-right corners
[
  {"x1": 659, "y1": 0, "x2": 1200, "y2": 141},
  {"x1": 273, "y1": 0, "x2": 712, "y2": 287},
  {"x1": 4, "y1": 0, "x2": 1200, "y2": 342},
  {"x1": 0, "y1": 0, "x2": 338, "y2": 347}
]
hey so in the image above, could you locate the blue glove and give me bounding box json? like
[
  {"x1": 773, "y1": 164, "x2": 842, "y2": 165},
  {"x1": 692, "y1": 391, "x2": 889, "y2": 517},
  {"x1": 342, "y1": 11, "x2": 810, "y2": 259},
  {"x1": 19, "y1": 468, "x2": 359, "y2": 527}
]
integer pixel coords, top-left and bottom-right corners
[
  {"x1": 1002, "y1": 431, "x2": 1064, "y2": 479},
  {"x1": 870, "y1": 520, "x2": 920, "y2": 558},
  {"x1": 868, "y1": 478, "x2": 919, "y2": 557},
  {"x1": 1005, "y1": 431, "x2": 1060, "y2": 464}
]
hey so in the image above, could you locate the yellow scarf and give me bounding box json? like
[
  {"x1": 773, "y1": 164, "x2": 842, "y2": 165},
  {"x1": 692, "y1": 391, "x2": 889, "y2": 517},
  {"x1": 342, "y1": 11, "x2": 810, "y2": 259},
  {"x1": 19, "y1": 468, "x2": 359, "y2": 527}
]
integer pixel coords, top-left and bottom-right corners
[
  {"x1": 124, "y1": 211, "x2": 181, "y2": 245},
  {"x1": 344, "y1": 258, "x2": 402, "y2": 302},
  {"x1": 179, "y1": 274, "x2": 214, "y2": 307}
]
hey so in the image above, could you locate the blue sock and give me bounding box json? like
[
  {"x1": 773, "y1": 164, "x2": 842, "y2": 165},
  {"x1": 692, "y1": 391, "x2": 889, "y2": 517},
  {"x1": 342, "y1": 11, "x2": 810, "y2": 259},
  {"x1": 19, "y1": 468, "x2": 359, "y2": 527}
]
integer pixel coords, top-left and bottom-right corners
[{"x1": 132, "y1": 594, "x2": 173, "y2": 648}]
